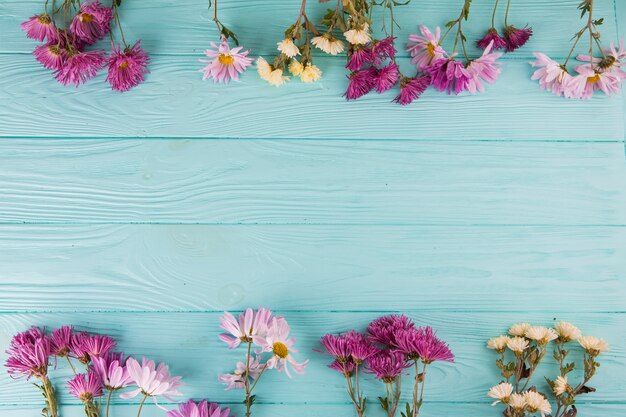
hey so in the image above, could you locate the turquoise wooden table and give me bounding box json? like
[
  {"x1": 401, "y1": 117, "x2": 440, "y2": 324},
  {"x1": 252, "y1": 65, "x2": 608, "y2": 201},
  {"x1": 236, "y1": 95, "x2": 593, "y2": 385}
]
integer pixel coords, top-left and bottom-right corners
[{"x1": 0, "y1": 0, "x2": 625, "y2": 416}]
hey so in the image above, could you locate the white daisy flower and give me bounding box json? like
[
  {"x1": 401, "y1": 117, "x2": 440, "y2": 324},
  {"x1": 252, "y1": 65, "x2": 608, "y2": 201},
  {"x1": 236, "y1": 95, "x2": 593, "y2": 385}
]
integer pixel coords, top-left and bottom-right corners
[
  {"x1": 554, "y1": 322, "x2": 582, "y2": 342},
  {"x1": 288, "y1": 59, "x2": 304, "y2": 76},
  {"x1": 344, "y1": 23, "x2": 371, "y2": 45},
  {"x1": 487, "y1": 335, "x2": 511, "y2": 352},
  {"x1": 507, "y1": 337, "x2": 529, "y2": 354},
  {"x1": 525, "y1": 326, "x2": 558, "y2": 346},
  {"x1": 256, "y1": 57, "x2": 273, "y2": 80},
  {"x1": 300, "y1": 64, "x2": 322, "y2": 83},
  {"x1": 578, "y1": 336, "x2": 609, "y2": 355},
  {"x1": 508, "y1": 393, "x2": 525, "y2": 409},
  {"x1": 523, "y1": 391, "x2": 551, "y2": 417},
  {"x1": 553, "y1": 376, "x2": 570, "y2": 396},
  {"x1": 267, "y1": 69, "x2": 289, "y2": 87},
  {"x1": 488, "y1": 382, "x2": 514, "y2": 406},
  {"x1": 509, "y1": 323, "x2": 531, "y2": 337},
  {"x1": 311, "y1": 34, "x2": 345, "y2": 55},
  {"x1": 277, "y1": 38, "x2": 300, "y2": 58}
]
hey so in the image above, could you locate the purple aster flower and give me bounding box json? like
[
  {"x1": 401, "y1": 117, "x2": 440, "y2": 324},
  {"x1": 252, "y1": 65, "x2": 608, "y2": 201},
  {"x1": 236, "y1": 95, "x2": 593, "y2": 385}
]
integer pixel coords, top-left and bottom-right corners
[
  {"x1": 476, "y1": 28, "x2": 507, "y2": 50},
  {"x1": 92, "y1": 351, "x2": 132, "y2": 390},
  {"x1": 372, "y1": 37, "x2": 397, "y2": 64},
  {"x1": 344, "y1": 331, "x2": 379, "y2": 363},
  {"x1": 106, "y1": 41, "x2": 150, "y2": 92},
  {"x1": 344, "y1": 67, "x2": 377, "y2": 100},
  {"x1": 328, "y1": 359, "x2": 356, "y2": 376},
  {"x1": 21, "y1": 14, "x2": 57, "y2": 42},
  {"x1": 374, "y1": 63, "x2": 400, "y2": 93},
  {"x1": 71, "y1": 332, "x2": 116, "y2": 364},
  {"x1": 70, "y1": 0, "x2": 113, "y2": 45},
  {"x1": 367, "y1": 314, "x2": 415, "y2": 348},
  {"x1": 167, "y1": 399, "x2": 234, "y2": 417},
  {"x1": 397, "y1": 327, "x2": 454, "y2": 364},
  {"x1": 394, "y1": 75, "x2": 431, "y2": 105},
  {"x1": 365, "y1": 350, "x2": 410, "y2": 382},
  {"x1": 346, "y1": 46, "x2": 374, "y2": 71},
  {"x1": 504, "y1": 25, "x2": 533, "y2": 52},
  {"x1": 34, "y1": 43, "x2": 67, "y2": 70},
  {"x1": 425, "y1": 58, "x2": 472, "y2": 95},
  {"x1": 67, "y1": 371, "x2": 103, "y2": 402},
  {"x1": 5, "y1": 327, "x2": 52, "y2": 380},
  {"x1": 50, "y1": 326, "x2": 74, "y2": 357},
  {"x1": 319, "y1": 333, "x2": 353, "y2": 362},
  {"x1": 55, "y1": 49, "x2": 105, "y2": 87}
]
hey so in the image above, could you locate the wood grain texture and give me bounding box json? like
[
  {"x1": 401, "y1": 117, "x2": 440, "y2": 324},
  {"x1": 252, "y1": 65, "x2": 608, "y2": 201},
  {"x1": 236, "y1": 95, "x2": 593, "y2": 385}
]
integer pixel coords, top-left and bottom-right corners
[
  {"x1": 1, "y1": 224, "x2": 625, "y2": 312},
  {"x1": 0, "y1": 0, "x2": 619, "y2": 57},
  {"x1": 0, "y1": 312, "x2": 624, "y2": 405},
  {"x1": 0, "y1": 56, "x2": 624, "y2": 140},
  {"x1": 1, "y1": 140, "x2": 625, "y2": 224}
]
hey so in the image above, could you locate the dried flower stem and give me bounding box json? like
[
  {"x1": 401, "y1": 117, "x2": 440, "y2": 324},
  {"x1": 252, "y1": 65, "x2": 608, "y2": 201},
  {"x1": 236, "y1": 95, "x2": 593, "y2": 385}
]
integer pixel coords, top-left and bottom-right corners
[
  {"x1": 40, "y1": 376, "x2": 59, "y2": 417},
  {"x1": 135, "y1": 394, "x2": 147, "y2": 417},
  {"x1": 440, "y1": 0, "x2": 472, "y2": 61},
  {"x1": 563, "y1": 0, "x2": 605, "y2": 68}
]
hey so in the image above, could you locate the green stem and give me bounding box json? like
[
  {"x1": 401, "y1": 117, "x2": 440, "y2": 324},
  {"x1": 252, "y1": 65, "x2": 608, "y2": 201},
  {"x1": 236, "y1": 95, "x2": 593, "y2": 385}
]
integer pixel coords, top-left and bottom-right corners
[
  {"x1": 105, "y1": 390, "x2": 113, "y2": 417},
  {"x1": 67, "y1": 356, "x2": 77, "y2": 375},
  {"x1": 491, "y1": 0, "x2": 500, "y2": 28},
  {"x1": 136, "y1": 394, "x2": 147, "y2": 417}
]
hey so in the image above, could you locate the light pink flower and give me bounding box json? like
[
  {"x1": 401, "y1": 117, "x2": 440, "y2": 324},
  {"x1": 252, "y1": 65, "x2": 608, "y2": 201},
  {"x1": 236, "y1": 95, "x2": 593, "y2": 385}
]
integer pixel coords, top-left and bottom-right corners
[
  {"x1": 465, "y1": 41, "x2": 503, "y2": 93},
  {"x1": 92, "y1": 352, "x2": 132, "y2": 390},
  {"x1": 121, "y1": 357, "x2": 183, "y2": 409},
  {"x1": 569, "y1": 64, "x2": 623, "y2": 98},
  {"x1": 407, "y1": 26, "x2": 446, "y2": 70},
  {"x1": 256, "y1": 317, "x2": 309, "y2": 377},
  {"x1": 218, "y1": 356, "x2": 264, "y2": 390},
  {"x1": 219, "y1": 307, "x2": 272, "y2": 349},
  {"x1": 199, "y1": 37, "x2": 253, "y2": 84},
  {"x1": 530, "y1": 52, "x2": 575, "y2": 97}
]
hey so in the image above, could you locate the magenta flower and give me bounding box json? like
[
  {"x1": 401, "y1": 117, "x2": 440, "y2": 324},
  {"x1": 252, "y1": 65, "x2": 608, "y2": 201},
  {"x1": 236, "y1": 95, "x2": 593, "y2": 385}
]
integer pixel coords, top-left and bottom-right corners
[
  {"x1": 504, "y1": 25, "x2": 533, "y2": 52},
  {"x1": 346, "y1": 46, "x2": 374, "y2": 71},
  {"x1": 465, "y1": 41, "x2": 503, "y2": 93},
  {"x1": 5, "y1": 327, "x2": 51, "y2": 380},
  {"x1": 397, "y1": 327, "x2": 454, "y2": 364},
  {"x1": 329, "y1": 359, "x2": 356, "y2": 376},
  {"x1": 365, "y1": 350, "x2": 410, "y2": 382},
  {"x1": 218, "y1": 356, "x2": 264, "y2": 390},
  {"x1": 344, "y1": 67, "x2": 377, "y2": 100},
  {"x1": 373, "y1": 63, "x2": 400, "y2": 93},
  {"x1": 21, "y1": 14, "x2": 57, "y2": 42},
  {"x1": 167, "y1": 399, "x2": 234, "y2": 417},
  {"x1": 67, "y1": 371, "x2": 103, "y2": 402},
  {"x1": 407, "y1": 25, "x2": 447, "y2": 70},
  {"x1": 121, "y1": 357, "x2": 183, "y2": 408},
  {"x1": 55, "y1": 50, "x2": 105, "y2": 87},
  {"x1": 319, "y1": 333, "x2": 353, "y2": 362},
  {"x1": 70, "y1": 0, "x2": 113, "y2": 44},
  {"x1": 426, "y1": 58, "x2": 472, "y2": 95},
  {"x1": 476, "y1": 28, "x2": 507, "y2": 50},
  {"x1": 367, "y1": 314, "x2": 415, "y2": 348},
  {"x1": 92, "y1": 352, "x2": 132, "y2": 390},
  {"x1": 106, "y1": 41, "x2": 150, "y2": 92},
  {"x1": 199, "y1": 36, "x2": 253, "y2": 84},
  {"x1": 371, "y1": 37, "x2": 397, "y2": 64},
  {"x1": 50, "y1": 326, "x2": 74, "y2": 357},
  {"x1": 71, "y1": 332, "x2": 116, "y2": 364},
  {"x1": 394, "y1": 75, "x2": 431, "y2": 105},
  {"x1": 219, "y1": 307, "x2": 272, "y2": 349},
  {"x1": 345, "y1": 331, "x2": 378, "y2": 363}
]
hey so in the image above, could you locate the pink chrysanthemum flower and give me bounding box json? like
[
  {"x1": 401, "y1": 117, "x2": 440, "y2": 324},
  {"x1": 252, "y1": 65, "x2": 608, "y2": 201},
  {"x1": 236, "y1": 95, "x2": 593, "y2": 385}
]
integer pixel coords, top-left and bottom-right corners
[
  {"x1": 319, "y1": 334, "x2": 353, "y2": 362},
  {"x1": 407, "y1": 25, "x2": 446, "y2": 70},
  {"x1": 465, "y1": 41, "x2": 503, "y2": 93},
  {"x1": 345, "y1": 331, "x2": 378, "y2": 363},
  {"x1": 70, "y1": 0, "x2": 113, "y2": 44},
  {"x1": 569, "y1": 63, "x2": 623, "y2": 99},
  {"x1": 5, "y1": 327, "x2": 52, "y2": 380},
  {"x1": 529, "y1": 52, "x2": 575, "y2": 97},
  {"x1": 67, "y1": 371, "x2": 103, "y2": 402},
  {"x1": 55, "y1": 49, "x2": 105, "y2": 86},
  {"x1": 344, "y1": 67, "x2": 377, "y2": 100},
  {"x1": 476, "y1": 28, "x2": 507, "y2": 51},
  {"x1": 71, "y1": 332, "x2": 116, "y2": 364},
  {"x1": 346, "y1": 46, "x2": 374, "y2": 71},
  {"x1": 504, "y1": 25, "x2": 533, "y2": 52},
  {"x1": 106, "y1": 41, "x2": 150, "y2": 92},
  {"x1": 121, "y1": 357, "x2": 183, "y2": 409},
  {"x1": 367, "y1": 314, "x2": 415, "y2": 348},
  {"x1": 371, "y1": 37, "x2": 396, "y2": 65},
  {"x1": 92, "y1": 352, "x2": 132, "y2": 390},
  {"x1": 426, "y1": 57, "x2": 472, "y2": 95},
  {"x1": 199, "y1": 36, "x2": 253, "y2": 84},
  {"x1": 218, "y1": 356, "x2": 264, "y2": 390},
  {"x1": 21, "y1": 14, "x2": 57, "y2": 42},
  {"x1": 396, "y1": 327, "x2": 454, "y2": 363},
  {"x1": 329, "y1": 359, "x2": 356, "y2": 376},
  {"x1": 394, "y1": 75, "x2": 431, "y2": 105},
  {"x1": 373, "y1": 63, "x2": 400, "y2": 93},
  {"x1": 219, "y1": 307, "x2": 272, "y2": 349},
  {"x1": 167, "y1": 399, "x2": 234, "y2": 417},
  {"x1": 34, "y1": 43, "x2": 67, "y2": 70},
  {"x1": 50, "y1": 326, "x2": 74, "y2": 357},
  {"x1": 257, "y1": 317, "x2": 309, "y2": 377},
  {"x1": 365, "y1": 350, "x2": 410, "y2": 382}
]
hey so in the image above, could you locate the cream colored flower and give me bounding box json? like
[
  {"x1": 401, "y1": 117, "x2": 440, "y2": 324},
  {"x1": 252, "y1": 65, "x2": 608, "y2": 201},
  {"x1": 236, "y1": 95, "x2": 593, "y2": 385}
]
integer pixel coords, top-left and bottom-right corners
[
  {"x1": 508, "y1": 393, "x2": 526, "y2": 410},
  {"x1": 578, "y1": 336, "x2": 609, "y2": 355},
  {"x1": 488, "y1": 382, "x2": 514, "y2": 406},
  {"x1": 344, "y1": 23, "x2": 371, "y2": 45},
  {"x1": 507, "y1": 337, "x2": 529, "y2": 354},
  {"x1": 277, "y1": 38, "x2": 300, "y2": 58},
  {"x1": 487, "y1": 335, "x2": 511, "y2": 352},
  {"x1": 311, "y1": 34, "x2": 345, "y2": 55},
  {"x1": 553, "y1": 376, "x2": 570, "y2": 396},
  {"x1": 554, "y1": 322, "x2": 582, "y2": 342},
  {"x1": 523, "y1": 391, "x2": 551, "y2": 417},
  {"x1": 288, "y1": 59, "x2": 304, "y2": 76},
  {"x1": 526, "y1": 326, "x2": 558, "y2": 345},
  {"x1": 256, "y1": 57, "x2": 272, "y2": 80},
  {"x1": 266, "y1": 68, "x2": 289, "y2": 87},
  {"x1": 509, "y1": 323, "x2": 531, "y2": 337},
  {"x1": 300, "y1": 64, "x2": 321, "y2": 83}
]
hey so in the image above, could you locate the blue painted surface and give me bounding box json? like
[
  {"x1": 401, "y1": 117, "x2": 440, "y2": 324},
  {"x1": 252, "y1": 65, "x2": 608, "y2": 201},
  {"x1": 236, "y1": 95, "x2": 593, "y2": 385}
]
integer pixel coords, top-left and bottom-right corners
[{"x1": 0, "y1": 1, "x2": 625, "y2": 417}]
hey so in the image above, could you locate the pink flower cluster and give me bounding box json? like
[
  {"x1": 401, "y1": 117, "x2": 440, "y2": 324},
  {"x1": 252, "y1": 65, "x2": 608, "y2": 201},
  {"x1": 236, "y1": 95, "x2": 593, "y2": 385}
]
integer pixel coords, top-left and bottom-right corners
[
  {"x1": 319, "y1": 315, "x2": 454, "y2": 417},
  {"x1": 218, "y1": 307, "x2": 309, "y2": 417},
  {"x1": 21, "y1": 1, "x2": 149, "y2": 91},
  {"x1": 345, "y1": 37, "x2": 400, "y2": 100}
]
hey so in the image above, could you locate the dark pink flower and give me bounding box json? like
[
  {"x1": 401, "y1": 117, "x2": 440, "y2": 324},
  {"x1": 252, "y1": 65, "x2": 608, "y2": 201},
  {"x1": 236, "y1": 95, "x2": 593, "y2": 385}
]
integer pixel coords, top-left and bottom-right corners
[
  {"x1": 67, "y1": 371, "x2": 103, "y2": 402},
  {"x1": 51, "y1": 326, "x2": 74, "y2": 357},
  {"x1": 425, "y1": 58, "x2": 472, "y2": 95},
  {"x1": 367, "y1": 314, "x2": 415, "y2": 348},
  {"x1": 365, "y1": 350, "x2": 410, "y2": 382},
  {"x1": 106, "y1": 41, "x2": 150, "y2": 92},
  {"x1": 319, "y1": 334, "x2": 352, "y2": 362},
  {"x1": 346, "y1": 331, "x2": 378, "y2": 363},
  {"x1": 504, "y1": 25, "x2": 533, "y2": 52},
  {"x1": 5, "y1": 327, "x2": 51, "y2": 379},
  {"x1": 397, "y1": 327, "x2": 454, "y2": 364},
  {"x1": 21, "y1": 14, "x2": 57, "y2": 42},
  {"x1": 55, "y1": 49, "x2": 105, "y2": 86},
  {"x1": 346, "y1": 46, "x2": 374, "y2": 71},
  {"x1": 371, "y1": 37, "x2": 396, "y2": 64},
  {"x1": 71, "y1": 332, "x2": 116, "y2": 364},
  {"x1": 476, "y1": 28, "x2": 507, "y2": 50},
  {"x1": 329, "y1": 359, "x2": 355, "y2": 376},
  {"x1": 167, "y1": 399, "x2": 234, "y2": 417},
  {"x1": 70, "y1": 0, "x2": 113, "y2": 44},
  {"x1": 394, "y1": 75, "x2": 431, "y2": 105},
  {"x1": 34, "y1": 43, "x2": 67, "y2": 70},
  {"x1": 344, "y1": 67, "x2": 377, "y2": 100},
  {"x1": 374, "y1": 63, "x2": 400, "y2": 93}
]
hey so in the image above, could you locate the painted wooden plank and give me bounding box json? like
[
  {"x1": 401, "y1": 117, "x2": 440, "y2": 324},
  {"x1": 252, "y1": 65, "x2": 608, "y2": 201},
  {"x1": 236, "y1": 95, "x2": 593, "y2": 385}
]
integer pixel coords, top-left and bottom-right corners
[
  {"x1": 1, "y1": 140, "x2": 625, "y2": 224},
  {"x1": 0, "y1": 0, "x2": 619, "y2": 57},
  {"x1": 1, "y1": 56, "x2": 623, "y2": 140},
  {"x1": 0, "y1": 312, "x2": 624, "y2": 405},
  {"x1": 0, "y1": 224, "x2": 625, "y2": 312}
]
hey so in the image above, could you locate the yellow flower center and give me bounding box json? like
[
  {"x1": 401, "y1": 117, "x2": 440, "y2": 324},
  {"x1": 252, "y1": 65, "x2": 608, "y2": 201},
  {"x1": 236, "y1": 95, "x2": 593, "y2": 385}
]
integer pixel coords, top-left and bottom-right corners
[
  {"x1": 272, "y1": 342, "x2": 289, "y2": 359},
  {"x1": 218, "y1": 54, "x2": 235, "y2": 65},
  {"x1": 118, "y1": 61, "x2": 129, "y2": 70},
  {"x1": 38, "y1": 15, "x2": 52, "y2": 25},
  {"x1": 81, "y1": 13, "x2": 94, "y2": 23},
  {"x1": 427, "y1": 43, "x2": 436, "y2": 57},
  {"x1": 587, "y1": 74, "x2": 600, "y2": 84}
]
